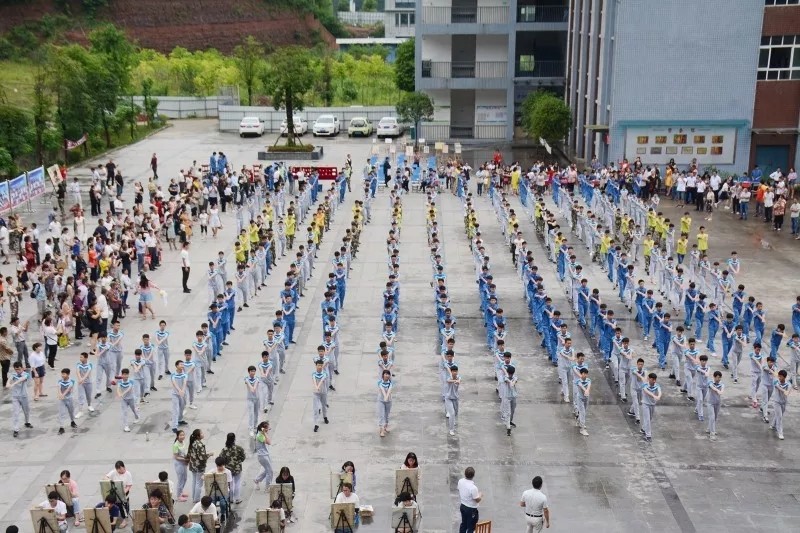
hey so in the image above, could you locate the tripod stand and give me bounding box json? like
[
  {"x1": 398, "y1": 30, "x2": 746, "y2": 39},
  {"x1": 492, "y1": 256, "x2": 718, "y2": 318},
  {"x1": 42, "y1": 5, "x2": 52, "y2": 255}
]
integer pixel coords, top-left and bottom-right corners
[
  {"x1": 207, "y1": 479, "x2": 230, "y2": 522},
  {"x1": 332, "y1": 509, "x2": 353, "y2": 533},
  {"x1": 394, "y1": 511, "x2": 415, "y2": 533},
  {"x1": 399, "y1": 477, "x2": 416, "y2": 500},
  {"x1": 36, "y1": 517, "x2": 56, "y2": 533}
]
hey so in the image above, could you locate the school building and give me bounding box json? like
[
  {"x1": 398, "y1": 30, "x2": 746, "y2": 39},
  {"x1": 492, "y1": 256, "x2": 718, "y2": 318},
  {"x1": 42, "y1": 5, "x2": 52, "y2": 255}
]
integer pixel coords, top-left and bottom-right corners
[{"x1": 566, "y1": 0, "x2": 800, "y2": 174}]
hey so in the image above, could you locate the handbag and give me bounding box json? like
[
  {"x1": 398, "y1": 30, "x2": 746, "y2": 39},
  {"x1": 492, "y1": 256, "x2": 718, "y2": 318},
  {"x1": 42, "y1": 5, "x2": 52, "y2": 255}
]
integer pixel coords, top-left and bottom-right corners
[{"x1": 57, "y1": 333, "x2": 69, "y2": 348}]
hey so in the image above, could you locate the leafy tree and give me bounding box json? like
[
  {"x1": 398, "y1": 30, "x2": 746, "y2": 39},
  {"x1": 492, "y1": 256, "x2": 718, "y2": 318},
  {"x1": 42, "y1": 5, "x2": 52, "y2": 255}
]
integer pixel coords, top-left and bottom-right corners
[
  {"x1": 320, "y1": 55, "x2": 334, "y2": 107},
  {"x1": 0, "y1": 147, "x2": 14, "y2": 178},
  {"x1": 0, "y1": 104, "x2": 33, "y2": 161},
  {"x1": 362, "y1": 0, "x2": 377, "y2": 11},
  {"x1": 141, "y1": 78, "x2": 159, "y2": 125},
  {"x1": 234, "y1": 36, "x2": 265, "y2": 106},
  {"x1": 521, "y1": 90, "x2": 571, "y2": 144},
  {"x1": 49, "y1": 45, "x2": 100, "y2": 159},
  {"x1": 396, "y1": 91, "x2": 433, "y2": 147},
  {"x1": 88, "y1": 24, "x2": 135, "y2": 91},
  {"x1": 31, "y1": 63, "x2": 51, "y2": 165},
  {"x1": 394, "y1": 38, "x2": 415, "y2": 92},
  {"x1": 261, "y1": 46, "x2": 317, "y2": 147}
]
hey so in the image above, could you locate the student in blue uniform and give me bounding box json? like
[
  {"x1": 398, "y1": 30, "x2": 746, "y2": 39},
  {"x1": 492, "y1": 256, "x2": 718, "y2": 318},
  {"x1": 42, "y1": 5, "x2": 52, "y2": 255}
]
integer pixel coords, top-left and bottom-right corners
[{"x1": 244, "y1": 366, "x2": 261, "y2": 437}]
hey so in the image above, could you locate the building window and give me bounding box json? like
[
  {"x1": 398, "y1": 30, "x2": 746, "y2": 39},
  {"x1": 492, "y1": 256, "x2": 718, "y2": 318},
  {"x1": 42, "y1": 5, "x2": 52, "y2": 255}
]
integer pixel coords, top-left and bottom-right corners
[
  {"x1": 519, "y1": 55, "x2": 535, "y2": 73},
  {"x1": 765, "y1": 0, "x2": 800, "y2": 5},
  {"x1": 757, "y1": 35, "x2": 800, "y2": 80}
]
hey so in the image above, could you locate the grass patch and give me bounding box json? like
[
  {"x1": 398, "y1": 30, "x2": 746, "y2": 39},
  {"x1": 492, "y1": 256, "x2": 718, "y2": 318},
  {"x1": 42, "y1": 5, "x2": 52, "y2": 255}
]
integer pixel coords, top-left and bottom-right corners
[{"x1": 0, "y1": 61, "x2": 35, "y2": 109}]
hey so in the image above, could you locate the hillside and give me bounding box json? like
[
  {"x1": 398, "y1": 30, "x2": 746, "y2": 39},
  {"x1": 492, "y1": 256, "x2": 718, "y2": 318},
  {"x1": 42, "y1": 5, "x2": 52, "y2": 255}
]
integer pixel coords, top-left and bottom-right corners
[{"x1": 0, "y1": 0, "x2": 337, "y2": 53}]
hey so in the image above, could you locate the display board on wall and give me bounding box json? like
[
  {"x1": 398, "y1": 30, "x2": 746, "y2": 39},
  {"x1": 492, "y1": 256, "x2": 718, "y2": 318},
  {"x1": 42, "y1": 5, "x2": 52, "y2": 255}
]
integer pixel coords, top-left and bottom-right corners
[
  {"x1": 476, "y1": 106, "x2": 507, "y2": 124},
  {"x1": 624, "y1": 126, "x2": 736, "y2": 165}
]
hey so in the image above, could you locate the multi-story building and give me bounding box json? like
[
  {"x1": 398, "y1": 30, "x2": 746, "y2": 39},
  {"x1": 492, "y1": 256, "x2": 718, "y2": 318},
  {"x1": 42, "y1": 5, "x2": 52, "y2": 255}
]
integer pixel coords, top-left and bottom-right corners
[
  {"x1": 415, "y1": 0, "x2": 569, "y2": 142},
  {"x1": 752, "y1": 0, "x2": 800, "y2": 174},
  {"x1": 566, "y1": 0, "x2": 799, "y2": 174},
  {"x1": 385, "y1": 0, "x2": 417, "y2": 38}
]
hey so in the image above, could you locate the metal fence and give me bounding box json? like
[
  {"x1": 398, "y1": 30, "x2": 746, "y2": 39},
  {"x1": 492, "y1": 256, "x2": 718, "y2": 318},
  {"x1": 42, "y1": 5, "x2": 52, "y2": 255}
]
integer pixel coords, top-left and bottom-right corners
[
  {"x1": 337, "y1": 11, "x2": 385, "y2": 25},
  {"x1": 218, "y1": 106, "x2": 399, "y2": 132},
  {"x1": 131, "y1": 96, "x2": 229, "y2": 119},
  {"x1": 420, "y1": 6, "x2": 510, "y2": 24}
]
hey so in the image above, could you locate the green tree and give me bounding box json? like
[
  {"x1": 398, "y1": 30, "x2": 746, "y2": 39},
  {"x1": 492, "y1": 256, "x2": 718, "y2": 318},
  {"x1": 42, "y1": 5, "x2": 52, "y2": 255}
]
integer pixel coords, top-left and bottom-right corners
[
  {"x1": 49, "y1": 45, "x2": 100, "y2": 160},
  {"x1": 0, "y1": 147, "x2": 14, "y2": 178},
  {"x1": 141, "y1": 78, "x2": 159, "y2": 125},
  {"x1": 234, "y1": 36, "x2": 265, "y2": 106},
  {"x1": 88, "y1": 24, "x2": 135, "y2": 91},
  {"x1": 394, "y1": 38, "x2": 415, "y2": 92},
  {"x1": 320, "y1": 55, "x2": 334, "y2": 107},
  {"x1": 0, "y1": 104, "x2": 33, "y2": 162},
  {"x1": 521, "y1": 90, "x2": 571, "y2": 144},
  {"x1": 31, "y1": 62, "x2": 51, "y2": 165},
  {"x1": 362, "y1": 0, "x2": 377, "y2": 11},
  {"x1": 396, "y1": 91, "x2": 433, "y2": 147},
  {"x1": 261, "y1": 46, "x2": 317, "y2": 147}
]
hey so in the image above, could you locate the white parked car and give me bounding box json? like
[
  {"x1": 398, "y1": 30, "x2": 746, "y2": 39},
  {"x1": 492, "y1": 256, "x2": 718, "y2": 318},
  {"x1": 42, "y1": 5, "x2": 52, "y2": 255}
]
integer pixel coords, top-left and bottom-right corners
[
  {"x1": 238, "y1": 116, "x2": 264, "y2": 137},
  {"x1": 280, "y1": 115, "x2": 308, "y2": 136},
  {"x1": 312, "y1": 115, "x2": 340, "y2": 137},
  {"x1": 377, "y1": 116, "x2": 403, "y2": 138}
]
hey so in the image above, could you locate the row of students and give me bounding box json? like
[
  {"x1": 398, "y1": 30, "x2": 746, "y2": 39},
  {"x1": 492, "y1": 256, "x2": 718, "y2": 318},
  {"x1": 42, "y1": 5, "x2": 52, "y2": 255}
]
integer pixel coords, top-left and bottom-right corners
[{"x1": 536, "y1": 183, "x2": 795, "y2": 442}]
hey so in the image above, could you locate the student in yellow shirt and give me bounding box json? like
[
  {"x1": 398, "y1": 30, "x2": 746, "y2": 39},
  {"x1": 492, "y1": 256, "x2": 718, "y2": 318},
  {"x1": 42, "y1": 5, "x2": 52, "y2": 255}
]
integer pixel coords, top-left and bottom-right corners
[
  {"x1": 263, "y1": 202, "x2": 274, "y2": 227},
  {"x1": 646, "y1": 209, "x2": 656, "y2": 231},
  {"x1": 239, "y1": 229, "x2": 252, "y2": 256},
  {"x1": 676, "y1": 233, "x2": 688, "y2": 264},
  {"x1": 680, "y1": 212, "x2": 692, "y2": 235},
  {"x1": 696, "y1": 226, "x2": 709, "y2": 253},
  {"x1": 234, "y1": 241, "x2": 246, "y2": 265},
  {"x1": 249, "y1": 222, "x2": 260, "y2": 248},
  {"x1": 642, "y1": 233, "x2": 655, "y2": 274},
  {"x1": 286, "y1": 211, "x2": 296, "y2": 249}
]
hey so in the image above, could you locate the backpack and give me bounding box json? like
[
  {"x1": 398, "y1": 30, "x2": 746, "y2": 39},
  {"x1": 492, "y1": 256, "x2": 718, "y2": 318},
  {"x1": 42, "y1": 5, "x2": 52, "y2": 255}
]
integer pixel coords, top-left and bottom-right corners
[{"x1": 30, "y1": 282, "x2": 40, "y2": 299}]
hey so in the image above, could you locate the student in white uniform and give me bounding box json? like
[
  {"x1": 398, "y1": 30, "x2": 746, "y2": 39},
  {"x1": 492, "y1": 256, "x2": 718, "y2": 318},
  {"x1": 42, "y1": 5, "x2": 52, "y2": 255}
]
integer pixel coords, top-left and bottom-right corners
[
  {"x1": 7, "y1": 361, "x2": 33, "y2": 437},
  {"x1": 75, "y1": 352, "x2": 95, "y2": 417},
  {"x1": 377, "y1": 370, "x2": 393, "y2": 437},
  {"x1": 244, "y1": 366, "x2": 261, "y2": 437},
  {"x1": 444, "y1": 365, "x2": 461, "y2": 436}
]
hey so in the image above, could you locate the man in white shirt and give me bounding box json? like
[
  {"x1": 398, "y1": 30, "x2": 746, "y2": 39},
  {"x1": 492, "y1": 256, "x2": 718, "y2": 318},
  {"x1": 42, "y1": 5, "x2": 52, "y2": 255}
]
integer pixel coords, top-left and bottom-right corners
[
  {"x1": 457, "y1": 467, "x2": 481, "y2": 533},
  {"x1": 105, "y1": 461, "x2": 134, "y2": 528},
  {"x1": 40, "y1": 491, "x2": 68, "y2": 532},
  {"x1": 181, "y1": 242, "x2": 191, "y2": 293},
  {"x1": 519, "y1": 476, "x2": 550, "y2": 532}
]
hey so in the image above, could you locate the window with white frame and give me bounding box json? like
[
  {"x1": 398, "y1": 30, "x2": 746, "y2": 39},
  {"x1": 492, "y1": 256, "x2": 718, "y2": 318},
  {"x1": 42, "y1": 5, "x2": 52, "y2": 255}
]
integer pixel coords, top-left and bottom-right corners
[
  {"x1": 765, "y1": 0, "x2": 800, "y2": 6},
  {"x1": 758, "y1": 35, "x2": 800, "y2": 80}
]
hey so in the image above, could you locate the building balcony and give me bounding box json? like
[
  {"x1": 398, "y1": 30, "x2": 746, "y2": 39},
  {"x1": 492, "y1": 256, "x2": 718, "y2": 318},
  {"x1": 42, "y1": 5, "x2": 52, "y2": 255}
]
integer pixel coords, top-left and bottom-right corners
[
  {"x1": 517, "y1": 5, "x2": 568, "y2": 23},
  {"x1": 419, "y1": 60, "x2": 509, "y2": 89},
  {"x1": 421, "y1": 60, "x2": 508, "y2": 78},
  {"x1": 420, "y1": 6, "x2": 510, "y2": 25},
  {"x1": 418, "y1": 122, "x2": 507, "y2": 141},
  {"x1": 515, "y1": 60, "x2": 565, "y2": 78}
]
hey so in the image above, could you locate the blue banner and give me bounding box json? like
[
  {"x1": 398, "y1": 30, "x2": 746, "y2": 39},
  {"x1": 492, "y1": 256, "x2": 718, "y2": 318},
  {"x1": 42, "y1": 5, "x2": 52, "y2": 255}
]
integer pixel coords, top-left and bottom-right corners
[
  {"x1": 0, "y1": 181, "x2": 9, "y2": 213},
  {"x1": 9, "y1": 174, "x2": 28, "y2": 208},
  {"x1": 27, "y1": 166, "x2": 46, "y2": 198}
]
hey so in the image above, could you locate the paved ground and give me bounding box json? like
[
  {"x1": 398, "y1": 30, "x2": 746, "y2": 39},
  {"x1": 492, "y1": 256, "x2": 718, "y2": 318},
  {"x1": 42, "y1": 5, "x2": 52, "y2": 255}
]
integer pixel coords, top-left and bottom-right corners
[{"x1": 1, "y1": 120, "x2": 799, "y2": 532}]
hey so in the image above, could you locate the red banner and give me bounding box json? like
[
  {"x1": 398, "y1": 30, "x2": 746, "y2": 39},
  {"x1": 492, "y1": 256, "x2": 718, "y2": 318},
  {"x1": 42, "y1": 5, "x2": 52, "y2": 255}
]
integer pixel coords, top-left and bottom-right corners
[
  {"x1": 290, "y1": 166, "x2": 339, "y2": 180},
  {"x1": 66, "y1": 133, "x2": 88, "y2": 151}
]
